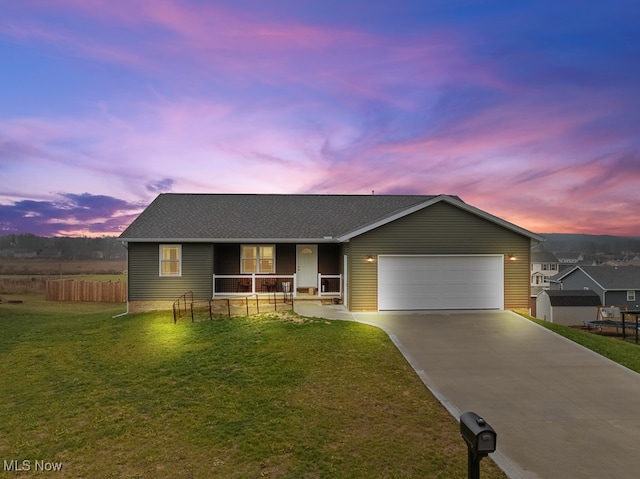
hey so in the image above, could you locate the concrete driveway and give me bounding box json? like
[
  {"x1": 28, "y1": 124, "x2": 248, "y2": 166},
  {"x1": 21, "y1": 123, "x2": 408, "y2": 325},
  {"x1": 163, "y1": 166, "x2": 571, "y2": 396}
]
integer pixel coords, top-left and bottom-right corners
[{"x1": 350, "y1": 310, "x2": 640, "y2": 479}]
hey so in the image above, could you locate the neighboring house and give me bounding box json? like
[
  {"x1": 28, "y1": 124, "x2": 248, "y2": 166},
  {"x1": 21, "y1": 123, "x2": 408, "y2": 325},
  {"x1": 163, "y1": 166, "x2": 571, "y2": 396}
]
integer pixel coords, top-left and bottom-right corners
[
  {"x1": 529, "y1": 251, "x2": 560, "y2": 317},
  {"x1": 536, "y1": 290, "x2": 602, "y2": 326},
  {"x1": 603, "y1": 259, "x2": 640, "y2": 267},
  {"x1": 555, "y1": 252, "x2": 584, "y2": 264},
  {"x1": 531, "y1": 251, "x2": 560, "y2": 288},
  {"x1": 119, "y1": 193, "x2": 543, "y2": 313},
  {"x1": 552, "y1": 266, "x2": 640, "y2": 310},
  {"x1": 13, "y1": 249, "x2": 38, "y2": 258}
]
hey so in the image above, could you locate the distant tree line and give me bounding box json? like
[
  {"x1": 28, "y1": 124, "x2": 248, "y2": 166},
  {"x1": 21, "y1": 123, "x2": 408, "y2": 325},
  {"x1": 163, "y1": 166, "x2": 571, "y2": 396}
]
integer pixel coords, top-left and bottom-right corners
[
  {"x1": 0, "y1": 234, "x2": 126, "y2": 260},
  {"x1": 2, "y1": 232, "x2": 638, "y2": 262},
  {"x1": 540, "y1": 234, "x2": 640, "y2": 256}
]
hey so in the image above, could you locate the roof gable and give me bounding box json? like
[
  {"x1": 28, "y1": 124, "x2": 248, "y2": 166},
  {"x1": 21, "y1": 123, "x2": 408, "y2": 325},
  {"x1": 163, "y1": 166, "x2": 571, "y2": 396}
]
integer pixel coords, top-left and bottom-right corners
[
  {"x1": 336, "y1": 195, "x2": 542, "y2": 242},
  {"x1": 120, "y1": 193, "x2": 543, "y2": 243}
]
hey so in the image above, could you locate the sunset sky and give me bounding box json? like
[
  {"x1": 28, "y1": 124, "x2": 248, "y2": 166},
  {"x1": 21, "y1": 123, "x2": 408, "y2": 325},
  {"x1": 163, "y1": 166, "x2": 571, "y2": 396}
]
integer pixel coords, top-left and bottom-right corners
[{"x1": 1, "y1": 0, "x2": 639, "y2": 237}]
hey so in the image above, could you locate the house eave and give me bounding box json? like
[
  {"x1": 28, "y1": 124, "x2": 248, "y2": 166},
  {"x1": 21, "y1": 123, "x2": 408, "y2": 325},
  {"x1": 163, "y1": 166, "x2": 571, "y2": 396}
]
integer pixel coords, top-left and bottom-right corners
[{"x1": 119, "y1": 237, "x2": 340, "y2": 244}]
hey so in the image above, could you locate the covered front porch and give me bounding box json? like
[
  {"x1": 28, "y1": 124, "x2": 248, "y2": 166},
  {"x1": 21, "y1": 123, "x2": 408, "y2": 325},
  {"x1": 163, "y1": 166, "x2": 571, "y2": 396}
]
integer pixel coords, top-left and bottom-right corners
[
  {"x1": 211, "y1": 242, "x2": 344, "y2": 301},
  {"x1": 212, "y1": 273, "x2": 343, "y2": 299}
]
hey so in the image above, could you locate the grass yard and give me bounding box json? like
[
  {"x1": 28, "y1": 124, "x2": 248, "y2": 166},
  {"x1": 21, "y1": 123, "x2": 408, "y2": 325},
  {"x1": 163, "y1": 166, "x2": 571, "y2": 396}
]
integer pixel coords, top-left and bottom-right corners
[
  {"x1": 0, "y1": 295, "x2": 506, "y2": 479},
  {"x1": 516, "y1": 311, "x2": 640, "y2": 374}
]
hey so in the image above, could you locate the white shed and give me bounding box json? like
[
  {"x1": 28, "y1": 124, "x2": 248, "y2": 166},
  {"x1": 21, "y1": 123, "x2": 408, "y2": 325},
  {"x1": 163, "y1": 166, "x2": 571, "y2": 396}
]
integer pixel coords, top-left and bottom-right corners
[{"x1": 536, "y1": 290, "x2": 602, "y2": 326}]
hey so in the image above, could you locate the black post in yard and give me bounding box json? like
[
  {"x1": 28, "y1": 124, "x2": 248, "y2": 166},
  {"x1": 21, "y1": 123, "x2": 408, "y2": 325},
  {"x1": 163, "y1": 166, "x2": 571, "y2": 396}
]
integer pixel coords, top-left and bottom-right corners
[
  {"x1": 620, "y1": 311, "x2": 640, "y2": 344},
  {"x1": 460, "y1": 412, "x2": 497, "y2": 479},
  {"x1": 467, "y1": 447, "x2": 481, "y2": 479}
]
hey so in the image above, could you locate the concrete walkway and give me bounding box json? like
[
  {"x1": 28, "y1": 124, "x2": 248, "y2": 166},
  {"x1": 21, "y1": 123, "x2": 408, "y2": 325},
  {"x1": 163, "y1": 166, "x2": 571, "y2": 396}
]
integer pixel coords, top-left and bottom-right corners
[{"x1": 294, "y1": 303, "x2": 640, "y2": 479}]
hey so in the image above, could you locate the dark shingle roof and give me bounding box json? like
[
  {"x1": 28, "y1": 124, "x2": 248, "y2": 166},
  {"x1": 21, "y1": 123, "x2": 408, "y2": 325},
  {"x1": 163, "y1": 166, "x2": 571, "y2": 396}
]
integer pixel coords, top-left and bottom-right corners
[
  {"x1": 120, "y1": 193, "x2": 443, "y2": 241},
  {"x1": 577, "y1": 266, "x2": 640, "y2": 290},
  {"x1": 531, "y1": 251, "x2": 559, "y2": 263},
  {"x1": 120, "y1": 193, "x2": 543, "y2": 243},
  {"x1": 544, "y1": 290, "x2": 602, "y2": 307}
]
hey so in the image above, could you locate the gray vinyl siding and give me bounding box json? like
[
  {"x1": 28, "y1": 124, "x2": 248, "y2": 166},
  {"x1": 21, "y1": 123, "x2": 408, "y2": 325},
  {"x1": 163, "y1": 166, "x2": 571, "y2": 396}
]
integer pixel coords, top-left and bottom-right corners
[
  {"x1": 603, "y1": 291, "x2": 640, "y2": 309},
  {"x1": 558, "y1": 272, "x2": 605, "y2": 301},
  {"x1": 348, "y1": 201, "x2": 531, "y2": 311},
  {"x1": 128, "y1": 243, "x2": 213, "y2": 301}
]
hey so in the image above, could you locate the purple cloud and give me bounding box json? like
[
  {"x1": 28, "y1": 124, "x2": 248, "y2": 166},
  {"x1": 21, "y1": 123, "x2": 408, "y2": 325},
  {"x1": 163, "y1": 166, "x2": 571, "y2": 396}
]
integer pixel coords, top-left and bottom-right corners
[
  {"x1": 0, "y1": 1, "x2": 639, "y2": 236},
  {"x1": 146, "y1": 178, "x2": 175, "y2": 193},
  {"x1": 0, "y1": 193, "x2": 143, "y2": 237}
]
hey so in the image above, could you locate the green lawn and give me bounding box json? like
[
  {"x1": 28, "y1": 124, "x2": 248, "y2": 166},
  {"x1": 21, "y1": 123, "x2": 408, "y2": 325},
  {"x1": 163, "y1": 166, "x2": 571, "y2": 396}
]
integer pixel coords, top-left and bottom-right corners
[
  {"x1": 518, "y1": 311, "x2": 640, "y2": 373},
  {"x1": 0, "y1": 295, "x2": 506, "y2": 479}
]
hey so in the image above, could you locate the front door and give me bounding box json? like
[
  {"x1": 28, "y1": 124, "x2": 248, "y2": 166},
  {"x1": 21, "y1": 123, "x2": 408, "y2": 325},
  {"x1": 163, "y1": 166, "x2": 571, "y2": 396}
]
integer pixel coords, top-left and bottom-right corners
[{"x1": 296, "y1": 245, "x2": 318, "y2": 288}]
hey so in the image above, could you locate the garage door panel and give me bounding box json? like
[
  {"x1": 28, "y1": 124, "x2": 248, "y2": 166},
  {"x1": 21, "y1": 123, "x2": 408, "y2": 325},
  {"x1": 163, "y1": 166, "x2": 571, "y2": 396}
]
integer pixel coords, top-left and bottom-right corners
[{"x1": 378, "y1": 255, "x2": 503, "y2": 310}]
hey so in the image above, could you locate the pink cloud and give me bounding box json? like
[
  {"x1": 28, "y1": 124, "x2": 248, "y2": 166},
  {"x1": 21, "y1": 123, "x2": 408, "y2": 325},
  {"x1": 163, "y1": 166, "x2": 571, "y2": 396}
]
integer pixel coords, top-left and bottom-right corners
[
  {"x1": 2, "y1": 1, "x2": 638, "y2": 236},
  {"x1": 3, "y1": 0, "x2": 491, "y2": 106}
]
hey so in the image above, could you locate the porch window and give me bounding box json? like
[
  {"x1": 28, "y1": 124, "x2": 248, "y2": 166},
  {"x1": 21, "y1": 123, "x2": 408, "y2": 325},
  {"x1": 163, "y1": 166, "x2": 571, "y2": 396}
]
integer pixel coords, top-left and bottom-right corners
[
  {"x1": 628, "y1": 290, "x2": 636, "y2": 301},
  {"x1": 160, "y1": 245, "x2": 181, "y2": 277},
  {"x1": 241, "y1": 245, "x2": 275, "y2": 273}
]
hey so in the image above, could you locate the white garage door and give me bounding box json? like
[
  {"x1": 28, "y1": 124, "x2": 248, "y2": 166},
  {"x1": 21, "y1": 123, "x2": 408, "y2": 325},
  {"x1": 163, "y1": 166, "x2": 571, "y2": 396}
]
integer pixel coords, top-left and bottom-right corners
[{"x1": 378, "y1": 255, "x2": 504, "y2": 310}]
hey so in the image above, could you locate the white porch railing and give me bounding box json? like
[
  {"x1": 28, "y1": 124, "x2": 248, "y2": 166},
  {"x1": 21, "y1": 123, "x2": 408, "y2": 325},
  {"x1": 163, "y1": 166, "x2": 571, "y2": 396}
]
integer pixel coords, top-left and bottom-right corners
[
  {"x1": 213, "y1": 274, "x2": 296, "y2": 297},
  {"x1": 318, "y1": 273, "x2": 342, "y2": 296}
]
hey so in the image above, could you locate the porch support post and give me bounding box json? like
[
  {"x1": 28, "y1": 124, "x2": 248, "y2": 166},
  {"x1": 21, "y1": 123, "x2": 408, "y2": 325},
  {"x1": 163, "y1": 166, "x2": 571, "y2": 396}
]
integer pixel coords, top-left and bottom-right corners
[
  {"x1": 212, "y1": 274, "x2": 216, "y2": 298},
  {"x1": 293, "y1": 273, "x2": 297, "y2": 298},
  {"x1": 251, "y1": 273, "x2": 256, "y2": 295}
]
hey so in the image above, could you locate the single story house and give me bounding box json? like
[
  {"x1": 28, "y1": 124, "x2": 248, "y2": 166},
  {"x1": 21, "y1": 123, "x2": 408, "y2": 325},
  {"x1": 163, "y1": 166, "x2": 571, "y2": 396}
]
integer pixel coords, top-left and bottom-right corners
[
  {"x1": 551, "y1": 265, "x2": 640, "y2": 310},
  {"x1": 119, "y1": 193, "x2": 543, "y2": 313},
  {"x1": 556, "y1": 252, "x2": 584, "y2": 264},
  {"x1": 536, "y1": 290, "x2": 602, "y2": 326}
]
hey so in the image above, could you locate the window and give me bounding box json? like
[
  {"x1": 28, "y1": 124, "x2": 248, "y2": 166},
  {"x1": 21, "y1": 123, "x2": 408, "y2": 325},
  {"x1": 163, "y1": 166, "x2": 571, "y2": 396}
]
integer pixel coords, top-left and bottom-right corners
[
  {"x1": 550, "y1": 264, "x2": 557, "y2": 271},
  {"x1": 628, "y1": 291, "x2": 636, "y2": 302},
  {"x1": 542, "y1": 264, "x2": 549, "y2": 271},
  {"x1": 160, "y1": 245, "x2": 181, "y2": 276},
  {"x1": 241, "y1": 245, "x2": 275, "y2": 273}
]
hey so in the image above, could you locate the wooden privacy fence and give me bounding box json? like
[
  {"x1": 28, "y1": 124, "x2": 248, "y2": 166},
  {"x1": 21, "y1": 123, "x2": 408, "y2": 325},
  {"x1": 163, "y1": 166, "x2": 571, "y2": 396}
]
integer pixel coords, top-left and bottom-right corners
[{"x1": 46, "y1": 279, "x2": 126, "y2": 303}]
